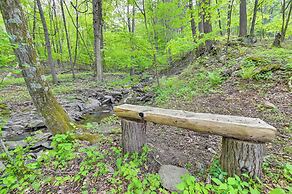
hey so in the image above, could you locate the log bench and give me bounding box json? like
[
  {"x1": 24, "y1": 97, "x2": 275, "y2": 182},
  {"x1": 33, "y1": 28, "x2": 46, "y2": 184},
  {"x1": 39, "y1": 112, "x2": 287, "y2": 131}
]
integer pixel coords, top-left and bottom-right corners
[{"x1": 113, "y1": 104, "x2": 276, "y2": 177}]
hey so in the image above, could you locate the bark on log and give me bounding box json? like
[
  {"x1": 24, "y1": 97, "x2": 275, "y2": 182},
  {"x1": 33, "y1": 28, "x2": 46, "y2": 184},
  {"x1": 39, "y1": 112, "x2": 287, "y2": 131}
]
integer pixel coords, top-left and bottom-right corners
[
  {"x1": 114, "y1": 104, "x2": 276, "y2": 142},
  {"x1": 121, "y1": 119, "x2": 146, "y2": 153},
  {"x1": 220, "y1": 137, "x2": 264, "y2": 178}
]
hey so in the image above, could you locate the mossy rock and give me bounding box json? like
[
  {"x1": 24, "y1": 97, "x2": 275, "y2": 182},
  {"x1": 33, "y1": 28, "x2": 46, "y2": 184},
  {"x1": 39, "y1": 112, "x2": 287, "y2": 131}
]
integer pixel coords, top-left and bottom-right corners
[
  {"x1": 246, "y1": 56, "x2": 270, "y2": 64},
  {"x1": 255, "y1": 64, "x2": 281, "y2": 74},
  {"x1": 0, "y1": 103, "x2": 9, "y2": 116},
  {"x1": 74, "y1": 131, "x2": 100, "y2": 144}
]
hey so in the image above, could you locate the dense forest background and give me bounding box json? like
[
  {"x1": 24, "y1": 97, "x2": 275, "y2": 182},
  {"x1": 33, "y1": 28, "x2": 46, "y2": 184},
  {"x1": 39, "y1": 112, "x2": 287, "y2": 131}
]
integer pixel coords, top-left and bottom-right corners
[{"x1": 0, "y1": 0, "x2": 291, "y2": 80}]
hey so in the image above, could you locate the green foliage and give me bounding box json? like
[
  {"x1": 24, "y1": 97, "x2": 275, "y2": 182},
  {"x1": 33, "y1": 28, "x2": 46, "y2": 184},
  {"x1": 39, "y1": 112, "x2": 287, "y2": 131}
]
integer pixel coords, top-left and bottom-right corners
[
  {"x1": 176, "y1": 174, "x2": 212, "y2": 193},
  {"x1": 109, "y1": 75, "x2": 140, "y2": 88},
  {"x1": 166, "y1": 36, "x2": 196, "y2": 60},
  {"x1": 0, "y1": 29, "x2": 16, "y2": 67},
  {"x1": 283, "y1": 163, "x2": 292, "y2": 182},
  {"x1": 104, "y1": 32, "x2": 153, "y2": 71},
  {"x1": 41, "y1": 133, "x2": 76, "y2": 167},
  {"x1": 0, "y1": 144, "x2": 42, "y2": 193},
  {"x1": 240, "y1": 59, "x2": 275, "y2": 80},
  {"x1": 109, "y1": 146, "x2": 166, "y2": 194},
  {"x1": 208, "y1": 70, "x2": 223, "y2": 86},
  {"x1": 211, "y1": 175, "x2": 262, "y2": 194},
  {"x1": 240, "y1": 65, "x2": 257, "y2": 79},
  {"x1": 269, "y1": 188, "x2": 287, "y2": 194},
  {"x1": 0, "y1": 132, "x2": 290, "y2": 193},
  {"x1": 74, "y1": 146, "x2": 107, "y2": 182},
  {"x1": 176, "y1": 173, "x2": 262, "y2": 194},
  {"x1": 209, "y1": 159, "x2": 227, "y2": 181},
  {"x1": 155, "y1": 68, "x2": 224, "y2": 104}
]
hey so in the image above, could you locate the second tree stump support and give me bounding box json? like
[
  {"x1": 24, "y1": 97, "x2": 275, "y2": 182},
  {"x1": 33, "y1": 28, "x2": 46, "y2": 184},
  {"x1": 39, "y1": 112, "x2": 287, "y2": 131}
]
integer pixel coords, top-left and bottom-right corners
[
  {"x1": 220, "y1": 137, "x2": 265, "y2": 178},
  {"x1": 121, "y1": 118, "x2": 146, "y2": 153}
]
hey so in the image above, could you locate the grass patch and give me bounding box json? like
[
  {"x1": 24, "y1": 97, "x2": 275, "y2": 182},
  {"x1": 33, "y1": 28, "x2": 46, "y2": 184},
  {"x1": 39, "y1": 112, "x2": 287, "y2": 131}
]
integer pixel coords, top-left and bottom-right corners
[{"x1": 155, "y1": 67, "x2": 224, "y2": 104}]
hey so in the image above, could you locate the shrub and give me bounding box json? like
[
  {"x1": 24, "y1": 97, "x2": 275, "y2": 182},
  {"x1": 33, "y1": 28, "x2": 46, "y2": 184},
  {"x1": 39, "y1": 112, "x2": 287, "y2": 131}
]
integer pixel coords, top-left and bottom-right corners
[
  {"x1": 240, "y1": 65, "x2": 257, "y2": 79},
  {"x1": 208, "y1": 71, "x2": 223, "y2": 86}
]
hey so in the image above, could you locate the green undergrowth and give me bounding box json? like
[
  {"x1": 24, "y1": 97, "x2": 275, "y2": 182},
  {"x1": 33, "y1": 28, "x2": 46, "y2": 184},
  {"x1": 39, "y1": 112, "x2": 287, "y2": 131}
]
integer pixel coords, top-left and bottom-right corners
[
  {"x1": 154, "y1": 43, "x2": 292, "y2": 105},
  {"x1": 0, "y1": 133, "x2": 291, "y2": 193},
  {"x1": 240, "y1": 45, "x2": 292, "y2": 80},
  {"x1": 155, "y1": 57, "x2": 225, "y2": 104}
]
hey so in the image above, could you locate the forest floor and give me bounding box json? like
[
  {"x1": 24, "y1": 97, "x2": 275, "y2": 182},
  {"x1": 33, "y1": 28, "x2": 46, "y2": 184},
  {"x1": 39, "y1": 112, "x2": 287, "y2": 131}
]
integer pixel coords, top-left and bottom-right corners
[{"x1": 0, "y1": 40, "x2": 291, "y2": 193}]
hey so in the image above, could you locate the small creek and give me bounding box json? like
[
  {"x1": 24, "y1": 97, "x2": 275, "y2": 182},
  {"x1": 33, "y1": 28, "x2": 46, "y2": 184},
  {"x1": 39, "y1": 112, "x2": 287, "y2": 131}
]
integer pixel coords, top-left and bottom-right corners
[
  {"x1": 78, "y1": 108, "x2": 113, "y2": 125},
  {"x1": 3, "y1": 107, "x2": 114, "y2": 142}
]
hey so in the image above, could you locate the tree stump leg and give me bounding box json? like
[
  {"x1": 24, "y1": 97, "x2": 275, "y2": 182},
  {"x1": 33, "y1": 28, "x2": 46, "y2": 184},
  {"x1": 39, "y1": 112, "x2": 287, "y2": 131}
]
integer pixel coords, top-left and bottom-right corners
[
  {"x1": 121, "y1": 119, "x2": 146, "y2": 154},
  {"x1": 220, "y1": 137, "x2": 264, "y2": 178}
]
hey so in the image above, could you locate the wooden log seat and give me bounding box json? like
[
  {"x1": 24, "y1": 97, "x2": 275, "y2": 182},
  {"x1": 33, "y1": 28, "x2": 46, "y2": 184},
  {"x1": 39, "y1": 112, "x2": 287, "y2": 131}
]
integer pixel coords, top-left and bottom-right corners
[{"x1": 114, "y1": 104, "x2": 276, "y2": 178}]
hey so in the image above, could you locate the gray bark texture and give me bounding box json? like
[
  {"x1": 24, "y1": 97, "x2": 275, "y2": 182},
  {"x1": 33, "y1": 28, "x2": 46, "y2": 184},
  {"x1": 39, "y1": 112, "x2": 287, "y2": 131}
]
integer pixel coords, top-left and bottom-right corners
[
  {"x1": 189, "y1": 0, "x2": 196, "y2": 40},
  {"x1": 220, "y1": 137, "x2": 264, "y2": 178},
  {"x1": 0, "y1": 0, "x2": 73, "y2": 134},
  {"x1": 250, "y1": 0, "x2": 258, "y2": 37},
  {"x1": 121, "y1": 119, "x2": 146, "y2": 153},
  {"x1": 92, "y1": 0, "x2": 103, "y2": 81},
  {"x1": 273, "y1": 33, "x2": 282, "y2": 47},
  {"x1": 239, "y1": 0, "x2": 247, "y2": 37}
]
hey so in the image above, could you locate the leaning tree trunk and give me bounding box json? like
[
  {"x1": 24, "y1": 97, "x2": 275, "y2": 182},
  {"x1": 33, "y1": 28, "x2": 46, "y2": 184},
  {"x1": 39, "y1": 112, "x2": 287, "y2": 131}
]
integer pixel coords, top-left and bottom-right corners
[
  {"x1": 250, "y1": 0, "x2": 258, "y2": 37},
  {"x1": 0, "y1": 0, "x2": 73, "y2": 134},
  {"x1": 239, "y1": 0, "x2": 247, "y2": 37},
  {"x1": 282, "y1": 1, "x2": 292, "y2": 42},
  {"x1": 60, "y1": 0, "x2": 75, "y2": 78},
  {"x1": 220, "y1": 137, "x2": 264, "y2": 178},
  {"x1": 92, "y1": 0, "x2": 103, "y2": 81},
  {"x1": 36, "y1": 0, "x2": 59, "y2": 84}
]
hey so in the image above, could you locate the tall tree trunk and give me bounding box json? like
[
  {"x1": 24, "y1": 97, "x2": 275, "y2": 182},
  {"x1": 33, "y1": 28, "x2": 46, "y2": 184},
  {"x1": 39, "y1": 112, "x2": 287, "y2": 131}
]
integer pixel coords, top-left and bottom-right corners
[
  {"x1": 132, "y1": 5, "x2": 135, "y2": 33},
  {"x1": 198, "y1": 0, "x2": 204, "y2": 34},
  {"x1": 225, "y1": 0, "x2": 235, "y2": 53},
  {"x1": 93, "y1": 0, "x2": 103, "y2": 81},
  {"x1": 215, "y1": 0, "x2": 223, "y2": 36},
  {"x1": 239, "y1": 0, "x2": 247, "y2": 37},
  {"x1": 32, "y1": 0, "x2": 37, "y2": 41},
  {"x1": 64, "y1": 1, "x2": 93, "y2": 65},
  {"x1": 71, "y1": 0, "x2": 79, "y2": 72},
  {"x1": 60, "y1": 0, "x2": 75, "y2": 79},
  {"x1": 52, "y1": 0, "x2": 63, "y2": 70},
  {"x1": 189, "y1": 0, "x2": 196, "y2": 40},
  {"x1": 202, "y1": 0, "x2": 213, "y2": 49},
  {"x1": 48, "y1": 0, "x2": 57, "y2": 54},
  {"x1": 36, "y1": 0, "x2": 59, "y2": 84},
  {"x1": 127, "y1": 0, "x2": 132, "y2": 33},
  {"x1": 199, "y1": 0, "x2": 212, "y2": 34},
  {"x1": 128, "y1": 1, "x2": 136, "y2": 76},
  {"x1": 0, "y1": 0, "x2": 73, "y2": 134},
  {"x1": 281, "y1": 0, "x2": 286, "y2": 41},
  {"x1": 282, "y1": 1, "x2": 292, "y2": 41},
  {"x1": 250, "y1": 0, "x2": 258, "y2": 37}
]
